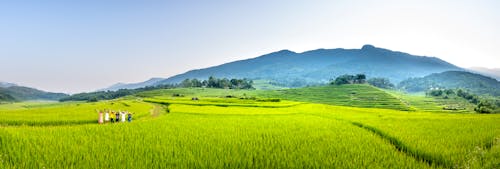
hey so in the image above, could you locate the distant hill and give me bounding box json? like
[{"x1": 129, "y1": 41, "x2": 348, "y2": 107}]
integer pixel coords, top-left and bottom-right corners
[
  {"x1": 468, "y1": 67, "x2": 500, "y2": 80},
  {"x1": 105, "y1": 45, "x2": 462, "y2": 90},
  {"x1": 0, "y1": 82, "x2": 17, "y2": 88},
  {"x1": 0, "y1": 85, "x2": 69, "y2": 102},
  {"x1": 100, "y1": 78, "x2": 164, "y2": 91},
  {"x1": 398, "y1": 71, "x2": 500, "y2": 96},
  {"x1": 0, "y1": 92, "x2": 17, "y2": 102}
]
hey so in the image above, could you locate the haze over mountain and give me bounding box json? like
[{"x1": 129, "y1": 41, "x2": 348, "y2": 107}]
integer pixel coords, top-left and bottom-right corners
[
  {"x1": 99, "y1": 78, "x2": 164, "y2": 92},
  {"x1": 103, "y1": 45, "x2": 463, "y2": 91},
  {"x1": 0, "y1": 82, "x2": 17, "y2": 88},
  {"x1": 468, "y1": 67, "x2": 500, "y2": 80}
]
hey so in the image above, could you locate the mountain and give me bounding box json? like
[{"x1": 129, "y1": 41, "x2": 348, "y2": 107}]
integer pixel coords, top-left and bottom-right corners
[
  {"x1": 468, "y1": 67, "x2": 500, "y2": 80},
  {"x1": 100, "y1": 78, "x2": 164, "y2": 91},
  {"x1": 0, "y1": 85, "x2": 69, "y2": 102},
  {"x1": 398, "y1": 71, "x2": 500, "y2": 96},
  {"x1": 105, "y1": 44, "x2": 462, "y2": 90},
  {"x1": 0, "y1": 82, "x2": 17, "y2": 88}
]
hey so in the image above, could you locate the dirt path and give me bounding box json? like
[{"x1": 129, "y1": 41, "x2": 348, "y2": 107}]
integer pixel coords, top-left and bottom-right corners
[{"x1": 150, "y1": 104, "x2": 166, "y2": 117}]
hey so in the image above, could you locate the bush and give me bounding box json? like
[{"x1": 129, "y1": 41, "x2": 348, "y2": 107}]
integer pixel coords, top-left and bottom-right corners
[{"x1": 475, "y1": 100, "x2": 497, "y2": 114}]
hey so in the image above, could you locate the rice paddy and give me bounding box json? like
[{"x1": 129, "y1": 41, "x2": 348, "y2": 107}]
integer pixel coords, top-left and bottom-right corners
[{"x1": 0, "y1": 85, "x2": 499, "y2": 168}]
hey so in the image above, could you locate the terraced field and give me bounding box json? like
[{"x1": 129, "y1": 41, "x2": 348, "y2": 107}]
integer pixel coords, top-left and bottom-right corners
[
  {"x1": 137, "y1": 84, "x2": 410, "y2": 110},
  {"x1": 1, "y1": 86, "x2": 499, "y2": 168},
  {"x1": 385, "y1": 90, "x2": 476, "y2": 113},
  {"x1": 257, "y1": 84, "x2": 410, "y2": 110}
]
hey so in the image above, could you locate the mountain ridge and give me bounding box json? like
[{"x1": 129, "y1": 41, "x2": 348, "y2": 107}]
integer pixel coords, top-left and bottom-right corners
[{"x1": 103, "y1": 45, "x2": 463, "y2": 91}]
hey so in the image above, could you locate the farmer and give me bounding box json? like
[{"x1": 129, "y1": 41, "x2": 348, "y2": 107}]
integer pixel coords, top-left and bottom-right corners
[
  {"x1": 120, "y1": 111, "x2": 126, "y2": 122},
  {"x1": 104, "y1": 110, "x2": 110, "y2": 123},
  {"x1": 98, "y1": 110, "x2": 104, "y2": 124},
  {"x1": 127, "y1": 112, "x2": 132, "y2": 122}
]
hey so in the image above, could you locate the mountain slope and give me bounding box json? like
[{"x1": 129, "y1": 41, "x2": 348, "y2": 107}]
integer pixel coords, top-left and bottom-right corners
[
  {"x1": 0, "y1": 82, "x2": 17, "y2": 88},
  {"x1": 100, "y1": 78, "x2": 164, "y2": 91},
  {"x1": 0, "y1": 85, "x2": 69, "y2": 101},
  {"x1": 0, "y1": 92, "x2": 16, "y2": 102},
  {"x1": 106, "y1": 45, "x2": 462, "y2": 90},
  {"x1": 398, "y1": 71, "x2": 500, "y2": 96}
]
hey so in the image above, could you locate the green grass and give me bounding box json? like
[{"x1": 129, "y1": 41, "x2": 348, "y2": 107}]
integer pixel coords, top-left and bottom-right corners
[
  {"x1": 258, "y1": 84, "x2": 410, "y2": 110},
  {"x1": 252, "y1": 79, "x2": 289, "y2": 90},
  {"x1": 0, "y1": 102, "x2": 432, "y2": 169},
  {"x1": 1, "y1": 87, "x2": 499, "y2": 168},
  {"x1": 0, "y1": 100, "x2": 152, "y2": 126},
  {"x1": 136, "y1": 85, "x2": 410, "y2": 110}
]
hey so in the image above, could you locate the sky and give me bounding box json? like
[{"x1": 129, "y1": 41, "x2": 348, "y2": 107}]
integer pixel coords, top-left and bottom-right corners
[{"x1": 0, "y1": 0, "x2": 498, "y2": 93}]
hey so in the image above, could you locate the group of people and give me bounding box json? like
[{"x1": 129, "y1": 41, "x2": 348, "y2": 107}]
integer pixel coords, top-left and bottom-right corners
[{"x1": 97, "y1": 110, "x2": 133, "y2": 124}]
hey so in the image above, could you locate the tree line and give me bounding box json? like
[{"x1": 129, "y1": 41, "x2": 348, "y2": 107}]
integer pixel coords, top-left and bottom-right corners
[
  {"x1": 59, "y1": 77, "x2": 254, "y2": 102},
  {"x1": 330, "y1": 74, "x2": 395, "y2": 89},
  {"x1": 180, "y1": 76, "x2": 254, "y2": 89},
  {"x1": 59, "y1": 84, "x2": 177, "y2": 102}
]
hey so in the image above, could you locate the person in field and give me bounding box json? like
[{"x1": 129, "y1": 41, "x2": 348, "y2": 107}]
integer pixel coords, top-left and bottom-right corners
[
  {"x1": 127, "y1": 112, "x2": 132, "y2": 122},
  {"x1": 120, "y1": 111, "x2": 126, "y2": 122},
  {"x1": 115, "y1": 111, "x2": 120, "y2": 122},
  {"x1": 98, "y1": 110, "x2": 104, "y2": 124},
  {"x1": 104, "y1": 110, "x2": 110, "y2": 123},
  {"x1": 110, "y1": 111, "x2": 115, "y2": 123}
]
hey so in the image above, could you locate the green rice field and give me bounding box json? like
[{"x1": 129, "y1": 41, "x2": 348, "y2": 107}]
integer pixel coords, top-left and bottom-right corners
[{"x1": 0, "y1": 85, "x2": 499, "y2": 168}]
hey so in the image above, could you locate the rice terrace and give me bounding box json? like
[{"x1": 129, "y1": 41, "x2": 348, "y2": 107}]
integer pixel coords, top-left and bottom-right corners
[{"x1": 1, "y1": 1, "x2": 500, "y2": 168}]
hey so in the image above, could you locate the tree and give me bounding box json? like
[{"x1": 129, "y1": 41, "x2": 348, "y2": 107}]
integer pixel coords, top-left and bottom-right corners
[
  {"x1": 427, "y1": 89, "x2": 443, "y2": 97},
  {"x1": 331, "y1": 74, "x2": 366, "y2": 85},
  {"x1": 181, "y1": 79, "x2": 192, "y2": 87},
  {"x1": 208, "y1": 76, "x2": 217, "y2": 88},
  {"x1": 220, "y1": 78, "x2": 231, "y2": 89},
  {"x1": 367, "y1": 78, "x2": 394, "y2": 89},
  {"x1": 354, "y1": 74, "x2": 366, "y2": 84},
  {"x1": 191, "y1": 79, "x2": 203, "y2": 87}
]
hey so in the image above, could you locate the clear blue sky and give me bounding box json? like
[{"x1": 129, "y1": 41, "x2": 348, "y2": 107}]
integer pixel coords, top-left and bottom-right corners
[{"x1": 1, "y1": 0, "x2": 498, "y2": 93}]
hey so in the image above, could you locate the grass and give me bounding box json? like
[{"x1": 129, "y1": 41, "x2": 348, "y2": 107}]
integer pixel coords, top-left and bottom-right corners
[
  {"x1": 258, "y1": 84, "x2": 410, "y2": 110},
  {"x1": 252, "y1": 79, "x2": 289, "y2": 90},
  {"x1": 0, "y1": 86, "x2": 499, "y2": 168},
  {"x1": 136, "y1": 84, "x2": 410, "y2": 110},
  {"x1": 0, "y1": 99, "x2": 152, "y2": 126},
  {"x1": 0, "y1": 103, "x2": 432, "y2": 168}
]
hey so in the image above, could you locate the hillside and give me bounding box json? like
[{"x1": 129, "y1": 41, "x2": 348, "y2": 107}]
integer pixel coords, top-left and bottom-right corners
[
  {"x1": 135, "y1": 84, "x2": 409, "y2": 110},
  {"x1": 0, "y1": 85, "x2": 68, "y2": 102},
  {"x1": 0, "y1": 92, "x2": 16, "y2": 102},
  {"x1": 257, "y1": 84, "x2": 409, "y2": 110},
  {"x1": 100, "y1": 78, "x2": 165, "y2": 91},
  {"x1": 0, "y1": 82, "x2": 17, "y2": 88},
  {"x1": 398, "y1": 71, "x2": 500, "y2": 96},
  {"x1": 106, "y1": 45, "x2": 462, "y2": 90}
]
